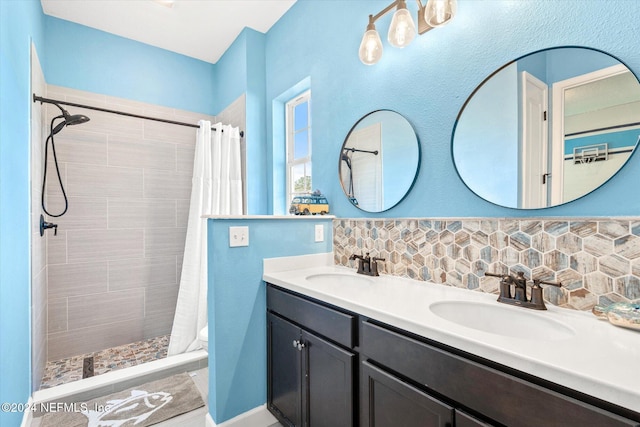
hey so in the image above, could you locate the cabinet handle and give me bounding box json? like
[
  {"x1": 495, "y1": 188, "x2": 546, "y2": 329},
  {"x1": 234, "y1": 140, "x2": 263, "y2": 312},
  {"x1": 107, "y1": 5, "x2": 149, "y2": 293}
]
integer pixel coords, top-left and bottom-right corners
[{"x1": 292, "y1": 339, "x2": 306, "y2": 351}]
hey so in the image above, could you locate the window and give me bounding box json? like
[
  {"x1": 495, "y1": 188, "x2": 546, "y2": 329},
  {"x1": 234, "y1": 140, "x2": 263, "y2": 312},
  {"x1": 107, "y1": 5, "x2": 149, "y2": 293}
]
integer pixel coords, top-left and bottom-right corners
[{"x1": 286, "y1": 90, "x2": 311, "y2": 205}]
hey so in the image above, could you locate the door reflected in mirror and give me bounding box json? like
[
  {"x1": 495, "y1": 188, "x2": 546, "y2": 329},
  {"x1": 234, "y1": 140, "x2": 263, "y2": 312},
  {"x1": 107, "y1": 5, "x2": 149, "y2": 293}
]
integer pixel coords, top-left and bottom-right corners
[
  {"x1": 453, "y1": 47, "x2": 640, "y2": 209},
  {"x1": 340, "y1": 110, "x2": 420, "y2": 212}
]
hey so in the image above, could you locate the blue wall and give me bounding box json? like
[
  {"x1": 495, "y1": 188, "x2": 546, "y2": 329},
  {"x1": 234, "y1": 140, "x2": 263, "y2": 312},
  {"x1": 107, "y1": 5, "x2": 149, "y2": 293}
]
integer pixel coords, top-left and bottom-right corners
[
  {"x1": 207, "y1": 218, "x2": 332, "y2": 423},
  {"x1": 0, "y1": 1, "x2": 44, "y2": 426},
  {"x1": 215, "y1": 28, "x2": 269, "y2": 214},
  {"x1": 262, "y1": 0, "x2": 640, "y2": 217},
  {"x1": 3, "y1": 1, "x2": 640, "y2": 425},
  {"x1": 44, "y1": 16, "x2": 216, "y2": 115}
]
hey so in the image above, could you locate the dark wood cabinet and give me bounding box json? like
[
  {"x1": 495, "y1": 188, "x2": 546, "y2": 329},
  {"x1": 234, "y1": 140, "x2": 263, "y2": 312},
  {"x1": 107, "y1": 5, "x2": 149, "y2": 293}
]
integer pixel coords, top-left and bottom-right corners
[
  {"x1": 268, "y1": 313, "x2": 303, "y2": 426},
  {"x1": 266, "y1": 283, "x2": 639, "y2": 427},
  {"x1": 361, "y1": 361, "x2": 454, "y2": 427},
  {"x1": 267, "y1": 286, "x2": 356, "y2": 427},
  {"x1": 454, "y1": 410, "x2": 493, "y2": 427},
  {"x1": 304, "y1": 329, "x2": 355, "y2": 426},
  {"x1": 361, "y1": 320, "x2": 638, "y2": 427}
]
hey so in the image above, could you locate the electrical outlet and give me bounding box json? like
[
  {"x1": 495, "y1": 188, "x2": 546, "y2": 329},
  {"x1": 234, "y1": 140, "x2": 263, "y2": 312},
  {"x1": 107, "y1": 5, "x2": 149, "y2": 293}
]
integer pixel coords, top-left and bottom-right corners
[
  {"x1": 229, "y1": 226, "x2": 249, "y2": 247},
  {"x1": 315, "y1": 224, "x2": 324, "y2": 242}
]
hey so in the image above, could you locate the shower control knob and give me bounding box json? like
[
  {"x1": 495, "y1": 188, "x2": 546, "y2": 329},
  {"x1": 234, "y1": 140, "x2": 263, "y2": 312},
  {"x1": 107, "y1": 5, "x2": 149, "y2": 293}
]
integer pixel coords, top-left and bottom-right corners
[{"x1": 39, "y1": 214, "x2": 58, "y2": 237}]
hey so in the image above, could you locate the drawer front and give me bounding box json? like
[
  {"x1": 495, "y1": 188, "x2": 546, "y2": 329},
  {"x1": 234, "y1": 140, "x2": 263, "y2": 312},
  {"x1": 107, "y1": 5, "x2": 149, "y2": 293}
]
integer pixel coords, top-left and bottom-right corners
[
  {"x1": 361, "y1": 321, "x2": 637, "y2": 427},
  {"x1": 267, "y1": 285, "x2": 356, "y2": 349}
]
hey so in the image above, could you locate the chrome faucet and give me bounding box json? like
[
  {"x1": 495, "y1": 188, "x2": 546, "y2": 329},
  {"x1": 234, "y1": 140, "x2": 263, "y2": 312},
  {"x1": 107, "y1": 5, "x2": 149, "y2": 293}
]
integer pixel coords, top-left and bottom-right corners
[
  {"x1": 350, "y1": 252, "x2": 385, "y2": 276},
  {"x1": 485, "y1": 272, "x2": 562, "y2": 310}
]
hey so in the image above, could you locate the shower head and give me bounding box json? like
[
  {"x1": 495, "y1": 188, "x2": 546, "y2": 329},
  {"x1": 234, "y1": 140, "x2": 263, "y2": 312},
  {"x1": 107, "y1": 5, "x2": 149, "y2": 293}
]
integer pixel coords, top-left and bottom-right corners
[
  {"x1": 51, "y1": 104, "x2": 90, "y2": 135},
  {"x1": 64, "y1": 110, "x2": 90, "y2": 126}
]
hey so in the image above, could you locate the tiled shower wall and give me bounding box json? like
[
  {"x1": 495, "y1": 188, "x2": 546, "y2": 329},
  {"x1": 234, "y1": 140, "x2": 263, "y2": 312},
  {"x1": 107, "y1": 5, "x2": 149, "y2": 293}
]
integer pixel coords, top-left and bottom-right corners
[
  {"x1": 42, "y1": 85, "x2": 218, "y2": 360},
  {"x1": 334, "y1": 218, "x2": 640, "y2": 310}
]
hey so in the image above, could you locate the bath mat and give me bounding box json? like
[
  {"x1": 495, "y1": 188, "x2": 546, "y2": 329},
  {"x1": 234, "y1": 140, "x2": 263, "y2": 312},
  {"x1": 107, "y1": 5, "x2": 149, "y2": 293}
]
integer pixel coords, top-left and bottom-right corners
[{"x1": 39, "y1": 372, "x2": 205, "y2": 427}]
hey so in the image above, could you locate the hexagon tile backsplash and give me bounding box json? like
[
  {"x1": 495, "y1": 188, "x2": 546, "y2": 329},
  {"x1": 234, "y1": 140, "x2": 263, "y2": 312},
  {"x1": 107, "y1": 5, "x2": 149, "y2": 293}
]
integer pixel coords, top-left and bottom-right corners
[{"x1": 333, "y1": 218, "x2": 640, "y2": 311}]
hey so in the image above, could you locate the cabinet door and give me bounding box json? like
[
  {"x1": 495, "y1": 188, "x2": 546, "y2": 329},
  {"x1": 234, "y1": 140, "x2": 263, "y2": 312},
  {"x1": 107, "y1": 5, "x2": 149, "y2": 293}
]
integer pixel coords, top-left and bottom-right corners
[
  {"x1": 455, "y1": 410, "x2": 494, "y2": 427},
  {"x1": 302, "y1": 329, "x2": 355, "y2": 427},
  {"x1": 361, "y1": 361, "x2": 454, "y2": 427},
  {"x1": 268, "y1": 313, "x2": 302, "y2": 426}
]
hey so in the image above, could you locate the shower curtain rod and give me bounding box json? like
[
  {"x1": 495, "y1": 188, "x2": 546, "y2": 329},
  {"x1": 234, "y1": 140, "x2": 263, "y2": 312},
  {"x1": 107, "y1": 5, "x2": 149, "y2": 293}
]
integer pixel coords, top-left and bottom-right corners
[{"x1": 33, "y1": 94, "x2": 244, "y2": 138}]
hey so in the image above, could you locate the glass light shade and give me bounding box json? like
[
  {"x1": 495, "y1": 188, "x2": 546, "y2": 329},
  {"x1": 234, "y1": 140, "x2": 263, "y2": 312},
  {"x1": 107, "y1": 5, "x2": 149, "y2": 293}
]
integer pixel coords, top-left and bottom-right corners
[
  {"x1": 359, "y1": 29, "x2": 383, "y2": 65},
  {"x1": 388, "y1": 8, "x2": 416, "y2": 48},
  {"x1": 424, "y1": 0, "x2": 457, "y2": 27}
]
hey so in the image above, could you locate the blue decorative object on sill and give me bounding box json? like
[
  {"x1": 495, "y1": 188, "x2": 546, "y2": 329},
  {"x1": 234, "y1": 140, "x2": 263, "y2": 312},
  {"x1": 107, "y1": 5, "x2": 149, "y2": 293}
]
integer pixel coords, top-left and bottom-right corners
[{"x1": 593, "y1": 302, "x2": 640, "y2": 332}]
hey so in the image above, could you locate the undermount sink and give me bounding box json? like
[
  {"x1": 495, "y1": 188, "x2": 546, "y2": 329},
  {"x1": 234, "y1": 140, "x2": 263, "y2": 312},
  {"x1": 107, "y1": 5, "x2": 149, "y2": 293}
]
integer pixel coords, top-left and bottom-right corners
[
  {"x1": 429, "y1": 300, "x2": 575, "y2": 341},
  {"x1": 305, "y1": 273, "x2": 374, "y2": 286}
]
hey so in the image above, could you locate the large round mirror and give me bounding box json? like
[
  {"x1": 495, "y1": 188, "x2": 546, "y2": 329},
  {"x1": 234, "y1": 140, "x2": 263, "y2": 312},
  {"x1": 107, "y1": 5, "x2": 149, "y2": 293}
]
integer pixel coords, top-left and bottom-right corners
[
  {"x1": 340, "y1": 110, "x2": 420, "y2": 212},
  {"x1": 453, "y1": 47, "x2": 640, "y2": 209}
]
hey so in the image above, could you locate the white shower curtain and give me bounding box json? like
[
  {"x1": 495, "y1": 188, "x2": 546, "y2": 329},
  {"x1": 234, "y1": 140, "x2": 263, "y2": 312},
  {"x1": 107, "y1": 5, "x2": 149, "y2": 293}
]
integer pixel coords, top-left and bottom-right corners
[{"x1": 168, "y1": 120, "x2": 242, "y2": 355}]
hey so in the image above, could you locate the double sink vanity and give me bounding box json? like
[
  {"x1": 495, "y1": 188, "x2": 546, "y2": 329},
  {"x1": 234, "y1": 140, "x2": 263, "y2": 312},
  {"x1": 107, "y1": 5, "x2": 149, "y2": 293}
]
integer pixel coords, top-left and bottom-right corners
[
  {"x1": 264, "y1": 42, "x2": 640, "y2": 426},
  {"x1": 263, "y1": 253, "x2": 640, "y2": 427}
]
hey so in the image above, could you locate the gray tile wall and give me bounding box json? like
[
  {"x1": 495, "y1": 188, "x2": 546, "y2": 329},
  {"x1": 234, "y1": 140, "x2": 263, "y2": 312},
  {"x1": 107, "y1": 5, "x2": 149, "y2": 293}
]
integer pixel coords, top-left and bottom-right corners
[
  {"x1": 334, "y1": 218, "x2": 640, "y2": 311},
  {"x1": 44, "y1": 85, "x2": 216, "y2": 360},
  {"x1": 31, "y1": 44, "x2": 47, "y2": 391}
]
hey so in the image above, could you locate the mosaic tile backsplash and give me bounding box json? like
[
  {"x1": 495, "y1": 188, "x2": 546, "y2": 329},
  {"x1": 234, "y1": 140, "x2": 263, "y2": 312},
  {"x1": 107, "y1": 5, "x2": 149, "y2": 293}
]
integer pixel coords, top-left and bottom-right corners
[{"x1": 333, "y1": 218, "x2": 640, "y2": 311}]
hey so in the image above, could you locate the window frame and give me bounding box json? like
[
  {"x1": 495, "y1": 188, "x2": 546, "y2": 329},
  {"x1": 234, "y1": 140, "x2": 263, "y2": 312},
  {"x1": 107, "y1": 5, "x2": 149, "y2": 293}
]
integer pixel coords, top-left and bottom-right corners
[{"x1": 285, "y1": 90, "x2": 312, "y2": 205}]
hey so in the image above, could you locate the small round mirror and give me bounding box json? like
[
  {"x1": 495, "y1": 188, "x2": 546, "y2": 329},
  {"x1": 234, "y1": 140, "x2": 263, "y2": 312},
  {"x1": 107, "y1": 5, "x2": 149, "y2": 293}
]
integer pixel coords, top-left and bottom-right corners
[
  {"x1": 340, "y1": 110, "x2": 420, "y2": 212},
  {"x1": 452, "y1": 47, "x2": 640, "y2": 209}
]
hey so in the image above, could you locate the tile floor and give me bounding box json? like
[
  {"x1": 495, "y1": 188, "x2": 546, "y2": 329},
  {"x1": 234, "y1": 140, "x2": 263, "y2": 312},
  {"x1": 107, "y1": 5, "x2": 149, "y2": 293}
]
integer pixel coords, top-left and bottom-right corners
[{"x1": 40, "y1": 335, "x2": 169, "y2": 389}]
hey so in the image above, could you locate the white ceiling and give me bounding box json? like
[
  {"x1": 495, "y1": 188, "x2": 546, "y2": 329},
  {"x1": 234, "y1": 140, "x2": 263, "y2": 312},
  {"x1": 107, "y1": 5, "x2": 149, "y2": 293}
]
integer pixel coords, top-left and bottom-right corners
[{"x1": 40, "y1": 0, "x2": 296, "y2": 64}]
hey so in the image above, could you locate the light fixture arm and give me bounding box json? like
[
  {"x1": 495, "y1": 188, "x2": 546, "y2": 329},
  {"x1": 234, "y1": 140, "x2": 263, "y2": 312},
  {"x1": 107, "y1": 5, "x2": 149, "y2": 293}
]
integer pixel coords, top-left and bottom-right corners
[
  {"x1": 366, "y1": 0, "x2": 434, "y2": 34},
  {"x1": 368, "y1": 0, "x2": 402, "y2": 26},
  {"x1": 415, "y1": 0, "x2": 434, "y2": 34}
]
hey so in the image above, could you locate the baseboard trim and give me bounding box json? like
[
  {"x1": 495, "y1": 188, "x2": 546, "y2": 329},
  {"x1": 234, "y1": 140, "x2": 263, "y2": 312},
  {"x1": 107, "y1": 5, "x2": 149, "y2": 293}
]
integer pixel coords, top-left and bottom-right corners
[{"x1": 206, "y1": 404, "x2": 277, "y2": 427}]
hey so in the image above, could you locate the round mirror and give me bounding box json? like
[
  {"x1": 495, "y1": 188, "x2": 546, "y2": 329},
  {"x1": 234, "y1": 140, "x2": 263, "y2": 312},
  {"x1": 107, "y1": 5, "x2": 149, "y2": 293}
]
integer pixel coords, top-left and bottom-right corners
[
  {"x1": 452, "y1": 47, "x2": 640, "y2": 209},
  {"x1": 340, "y1": 110, "x2": 420, "y2": 212}
]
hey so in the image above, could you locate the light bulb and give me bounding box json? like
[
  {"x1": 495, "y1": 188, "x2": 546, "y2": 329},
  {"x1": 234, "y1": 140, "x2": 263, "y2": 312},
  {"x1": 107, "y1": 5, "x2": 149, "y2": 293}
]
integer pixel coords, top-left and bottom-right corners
[
  {"x1": 359, "y1": 27, "x2": 383, "y2": 65},
  {"x1": 424, "y1": 0, "x2": 457, "y2": 28},
  {"x1": 388, "y1": 8, "x2": 416, "y2": 48}
]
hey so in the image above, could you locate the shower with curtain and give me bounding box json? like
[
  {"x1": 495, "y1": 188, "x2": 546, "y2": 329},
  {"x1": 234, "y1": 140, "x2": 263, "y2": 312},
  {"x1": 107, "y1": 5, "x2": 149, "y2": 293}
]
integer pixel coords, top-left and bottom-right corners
[
  {"x1": 168, "y1": 120, "x2": 243, "y2": 355},
  {"x1": 32, "y1": 88, "x2": 244, "y2": 390}
]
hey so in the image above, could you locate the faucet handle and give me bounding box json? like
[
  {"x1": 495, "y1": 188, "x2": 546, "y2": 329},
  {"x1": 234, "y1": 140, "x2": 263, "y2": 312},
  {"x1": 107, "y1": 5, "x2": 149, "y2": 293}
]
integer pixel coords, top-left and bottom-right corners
[
  {"x1": 532, "y1": 279, "x2": 562, "y2": 288},
  {"x1": 370, "y1": 256, "x2": 384, "y2": 276},
  {"x1": 485, "y1": 272, "x2": 512, "y2": 281}
]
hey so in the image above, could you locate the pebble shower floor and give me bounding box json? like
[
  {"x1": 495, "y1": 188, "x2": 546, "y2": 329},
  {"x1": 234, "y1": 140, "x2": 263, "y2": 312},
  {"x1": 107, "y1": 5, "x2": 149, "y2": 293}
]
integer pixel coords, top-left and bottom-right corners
[{"x1": 39, "y1": 335, "x2": 169, "y2": 389}]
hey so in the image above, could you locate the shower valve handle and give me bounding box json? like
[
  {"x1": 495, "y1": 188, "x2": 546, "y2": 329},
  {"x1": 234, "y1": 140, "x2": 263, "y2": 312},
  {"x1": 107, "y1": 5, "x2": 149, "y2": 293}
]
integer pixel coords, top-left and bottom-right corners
[{"x1": 39, "y1": 214, "x2": 58, "y2": 236}]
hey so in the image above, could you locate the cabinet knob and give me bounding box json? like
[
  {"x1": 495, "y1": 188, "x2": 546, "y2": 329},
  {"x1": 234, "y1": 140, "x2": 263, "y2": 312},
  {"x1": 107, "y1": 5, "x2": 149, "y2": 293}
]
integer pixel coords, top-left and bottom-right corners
[
  {"x1": 292, "y1": 339, "x2": 299, "y2": 348},
  {"x1": 297, "y1": 342, "x2": 306, "y2": 350}
]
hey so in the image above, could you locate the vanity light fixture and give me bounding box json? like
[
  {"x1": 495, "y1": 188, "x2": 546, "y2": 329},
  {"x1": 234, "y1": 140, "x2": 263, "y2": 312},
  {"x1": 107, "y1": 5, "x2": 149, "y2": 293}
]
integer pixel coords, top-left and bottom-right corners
[{"x1": 359, "y1": 0, "x2": 457, "y2": 65}]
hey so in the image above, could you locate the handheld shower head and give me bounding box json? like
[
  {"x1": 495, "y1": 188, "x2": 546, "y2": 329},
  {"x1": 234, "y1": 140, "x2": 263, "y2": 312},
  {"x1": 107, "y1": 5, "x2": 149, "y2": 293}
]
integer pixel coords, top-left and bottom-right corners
[
  {"x1": 63, "y1": 110, "x2": 90, "y2": 126},
  {"x1": 50, "y1": 104, "x2": 90, "y2": 135},
  {"x1": 43, "y1": 103, "x2": 91, "y2": 218}
]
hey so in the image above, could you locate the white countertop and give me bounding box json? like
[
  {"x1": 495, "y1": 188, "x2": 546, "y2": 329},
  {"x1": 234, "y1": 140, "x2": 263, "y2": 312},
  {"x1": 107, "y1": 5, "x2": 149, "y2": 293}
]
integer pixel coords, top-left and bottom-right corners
[{"x1": 263, "y1": 253, "x2": 640, "y2": 414}]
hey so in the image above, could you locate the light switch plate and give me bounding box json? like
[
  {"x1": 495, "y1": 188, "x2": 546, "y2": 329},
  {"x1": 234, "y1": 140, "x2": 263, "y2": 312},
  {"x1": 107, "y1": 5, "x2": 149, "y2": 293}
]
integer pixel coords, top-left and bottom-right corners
[
  {"x1": 229, "y1": 226, "x2": 249, "y2": 247},
  {"x1": 315, "y1": 224, "x2": 324, "y2": 242}
]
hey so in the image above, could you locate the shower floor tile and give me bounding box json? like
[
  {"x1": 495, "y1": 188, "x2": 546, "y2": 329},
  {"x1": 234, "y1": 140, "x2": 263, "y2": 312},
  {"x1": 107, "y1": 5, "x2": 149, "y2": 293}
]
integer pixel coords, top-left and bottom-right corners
[{"x1": 40, "y1": 335, "x2": 169, "y2": 389}]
